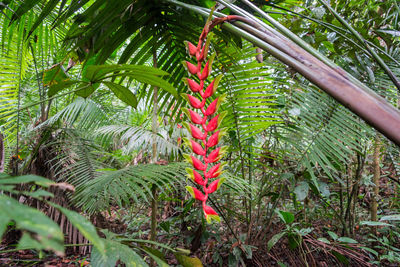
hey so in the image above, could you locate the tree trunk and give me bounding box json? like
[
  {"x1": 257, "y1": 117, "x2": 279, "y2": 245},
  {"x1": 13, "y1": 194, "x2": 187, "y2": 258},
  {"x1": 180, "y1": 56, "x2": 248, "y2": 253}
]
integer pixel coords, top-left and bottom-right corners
[
  {"x1": 371, "y1": 134, "x2": 381, "y2": 223},
  {"x1": 149, "y1": 49, "x2": 159, "y2": 267}
]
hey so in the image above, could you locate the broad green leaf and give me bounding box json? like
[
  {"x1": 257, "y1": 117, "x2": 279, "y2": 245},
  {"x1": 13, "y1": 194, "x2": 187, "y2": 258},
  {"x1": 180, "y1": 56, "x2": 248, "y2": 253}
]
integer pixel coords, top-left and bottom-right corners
[
  {"x1": 318, "y1": 181, "x2": 330, "y2": 198},
  {"x1": 337, "y1": 237, "x2": 357, "y2": 244},
  {"x1": 0, "y1": 174, "x2": 54, "y2": 187},
  {"x1": 327, "y1": 231, "x2": 338, "y2": 240},
  {"x1": 141, "y1": 246, "x2": 169, "y2": 267},
  {"x1": 294, "y1": 181, "x2": 309, "y2": 201},
  {"x1": 91, "y1": 239, "x2": 148, "y2": 267},
  {"x1": 128, "y1": 74, "x2": 177, "y2": 99},
  {"x1": 317, "y1": 238, "x2": 331, "y2": 244},
  {"x1": 277, "y1": 210, "x2": 294, "y2": 224},
  {"x1": 49, "y1": 203, "x2": 104, "y2": 253},
  {"x1": 0, "y1": 195, "x2": 64, "y2": 254},
  {"x1": 47, "y1": 80, "x2": 80, "y2": 97},
  {"x1": 380, "y1": 214, "x2": 400, "y2": 221},
  {"x1": 360, "y1": 246, "x2": 379, "y2": 257},
  {"x1": 84, "y1": 64, "x2": 168, "y2": 82},
  {"x1": 75, "y1": 83, "x2": 97, "y2": 98},
  {"x1": 360, "y1": 221, "x2": 393, "y2": 227},
  {"x1": 267, "y1": 232, "x2": 286, "y2": 251},
  {"x1": 43, "y1": 64, "x2": 71, "y2": 96},
  {"x1": 174, "y1": 253, "x2": 203, "y2": 267},
  {"x1": 0, "y1": 214, "x2": 10, "y2": 238},
  {"x1": 103, "y1": 81, "x2": 137, "y2": 107}
]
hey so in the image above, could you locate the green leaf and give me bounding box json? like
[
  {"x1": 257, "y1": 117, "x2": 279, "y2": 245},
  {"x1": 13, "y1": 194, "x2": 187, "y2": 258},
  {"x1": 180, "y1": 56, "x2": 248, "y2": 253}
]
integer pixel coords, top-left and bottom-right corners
[
  {"x1": 91, "y1": 239, "x2": 148, "y2": 267},
  {"x1": 294, "y1": 181, "x2": 309, "y2": 201},
  {"x1": 102, "y1": 81, "x2": 137, "y2": 108},
  {"x1": 43, "y1": 64, "x2": 72, "y2": 96},
  {"x1": 276, "y1": 210, "x2": 294, "y2": 224},
  {"x1": 327, "y1": 231, "x2": 338, "y2": 241},
  {"x1": 141, "y1": 246, "x2": 169, "y2": 267},
  {"x1": 337, "y1": 237, "x2": 357, "y2": 244},
  {"x1": 0, "y1": 214, "x2": 10, "y2": 238},
  {"x1": 360, "y1": 246, "x2": 379, "y2": 257},
  {"x1": 48, "y1": 203, "x2": 104, "y2": 253},
  {"x1": 28, "y1": 0, "x2": 59, "y2": 37},
  {"x1": 0, "y1": 195, "x2": 64, "y2": 254},
  {"x1": 360, "y1": 221, "x2": 393, "y2": 227},
  {"x1": 47, "y1": 80, "x2": 80, "y2": 97},
  {"x1": 317, "y1": 237, "x2": 331, "y2": 244},
  {"x1": 174, "y1": 253, "x2": 203, "y2": 267},
  {"x1": 267, "y1": 232, "x2": 286, "y2": 251},
  {"x1": 75, "y1": 83, "x2": 97, "y2": 98},
  {"x1": 83, "y1": 64, "x2": 168, "y2": 82},
  {"x1": 11, "y1": 0, "x2": 41, "y2": 22},
  {"x1": 380, "y1": 214, "x2": 400, "y2": 221},
  {"x1": 0, "y1": 174, "x2": 54, "y2": 187}
]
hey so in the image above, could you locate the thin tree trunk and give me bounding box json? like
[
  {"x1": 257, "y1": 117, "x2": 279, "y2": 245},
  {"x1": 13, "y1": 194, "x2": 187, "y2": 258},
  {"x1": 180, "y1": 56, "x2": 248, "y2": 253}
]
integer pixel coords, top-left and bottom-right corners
[
  {"x1": 149, "y1": 49, "x2": 159, "y2": 267},
  {"x1": 371, "y1": 134, "x2": 381, "y2": 223}
]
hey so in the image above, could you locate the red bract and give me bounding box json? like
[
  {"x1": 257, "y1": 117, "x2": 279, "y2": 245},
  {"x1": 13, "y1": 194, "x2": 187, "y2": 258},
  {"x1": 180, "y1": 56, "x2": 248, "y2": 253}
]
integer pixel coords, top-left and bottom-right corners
[
  {"x1": 206, "y1": 114, "x2": 219, "y2": 132},
  {"x1": 186, "y1": 186, "x2": 206, "y2": 201},
  {"x1": 207, "y1": 146, "x2": 227, "y2": 163},
  {"x1": 182, "y1": 22, "x2": 227, "y2": 224},
  {"x1": 193, "y1": 170, "x2": 206, "y2": 185},
  {"x1": 191, "y1": 156, "x2": 206, "y2": 170},
  {"x1": 207, "y1": 130, "x2": 222, "y2": 147},
  {"x1": 199, "y1": 61, "x2": 209, "y2": 80},
  {"x1": 203, "y1": 79, "x2": 215, "y2": 98},
  {"x1": 183, "y1": 108, "x2": 204, "y2": 124},
  {"x1": 184, "y1": 94, "x2": 203, "y2": 109},
  {"x1": 190, "y1": 139, "x2": 206, "y2": 156},
  {"x1": 186, "y1": 78, "x2": 201, "y2": 92},
  {"x1": 184, "y1": 61, "x2": 199, "y2": 75},
  {"x1": 189, "y1": 123, "x2": 205, "y2": 140},
  {"x1": 205, "y1": 178, "x2": 225, "y2": 194},
  {"x1": 185, "y1": 41, "x2": 198, "y2": 56},
  {"x1": 206, "y1": 163, "x2": 222, "y2": 179}
]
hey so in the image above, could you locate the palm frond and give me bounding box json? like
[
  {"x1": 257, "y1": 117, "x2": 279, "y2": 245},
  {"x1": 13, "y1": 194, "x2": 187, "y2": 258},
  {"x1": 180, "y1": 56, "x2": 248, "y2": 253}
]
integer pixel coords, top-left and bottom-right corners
[
  {"x1": 74, "y1": 162, "x2": 187, "y2": 214},
  {"x1": 283, "y1": 83, "x2": 372, "y2": 185},
  {"x1": 96, "y1": 124, "x2": 182, "y2": 158}
]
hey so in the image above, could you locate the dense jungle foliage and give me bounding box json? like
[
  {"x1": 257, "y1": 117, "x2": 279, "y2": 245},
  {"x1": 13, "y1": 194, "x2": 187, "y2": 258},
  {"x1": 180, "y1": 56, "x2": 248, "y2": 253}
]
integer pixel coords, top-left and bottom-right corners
[{"x1": 0, "y1": 0, "x2": 400, "y2": 266}]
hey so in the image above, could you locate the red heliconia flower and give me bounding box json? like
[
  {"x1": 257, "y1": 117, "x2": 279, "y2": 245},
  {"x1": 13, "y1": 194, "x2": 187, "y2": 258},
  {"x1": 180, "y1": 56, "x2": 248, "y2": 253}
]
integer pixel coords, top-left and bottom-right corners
[
  {"x1": 183, "y1": 138, "x2": 206, "y2": 156},
  {"x1": 206, "y1": 146, "x2": 227, "y2": 163},
  {"x1": 185, "y1": 41, "x2": 198, "y2": 56},
  {"x1": 203, "y1": 79, "x2": 215, "y2": 98},
  {"x1": 186, "y1": 78, "x2": 202, "y2": 92},
  {"x1": 205, "y1": 178, "x2": 225, "y2": 194},
  {"x1": 193, "y1": 170, "x2": 206, "y2": 185},
  {"x1": 184, "y1": 154, "x2": 206, "y2": 170},
  {"x1": 182, "y1": 20, "x2": 228, "y2": 223},
  {"x1": 199, "y1": 60, "x2": 209, "y2": 80},
  {"x1": 203, "y1": 205, "x2": 220, "y2": 223},
  {"x1": 183, "y1": 94, "x2": 204, "y2": 109},
  {"x1": 190, "y1": 124, "x2": 205, "y2": 139},
  {"x1": 205, "y1": 163, "x2": 223, "y2": 179},
  {"x1": 184, "y1": 61, "x2": 199, "y2": 75},
  {"x1": 207, "y1": 130, "x2": 225, "y2": 148},
  {"x1": 206, "y1": 112, "x2": 226, "y2": 132},
  {"x1": 183, "y1": 108, "x2": 204, "y2": 125},
  {"x1": 186, "y1": 186, "x2": 206, "y2": 201}
]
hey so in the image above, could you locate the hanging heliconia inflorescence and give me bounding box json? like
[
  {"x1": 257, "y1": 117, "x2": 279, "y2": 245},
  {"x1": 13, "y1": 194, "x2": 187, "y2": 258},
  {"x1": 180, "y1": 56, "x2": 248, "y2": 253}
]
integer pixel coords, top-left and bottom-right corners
[{"x1": 181, "y1": 18, "x2": 228, "y2": 223}]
